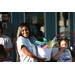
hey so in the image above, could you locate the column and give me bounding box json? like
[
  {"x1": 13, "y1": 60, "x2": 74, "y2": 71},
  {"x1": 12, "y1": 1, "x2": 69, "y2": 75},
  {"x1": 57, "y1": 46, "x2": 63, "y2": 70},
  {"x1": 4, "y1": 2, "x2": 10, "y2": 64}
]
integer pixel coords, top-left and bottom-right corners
[
  {"x1": 11, "y1": 12, "x2": 24, "y2": 62},
  {"x1": 45, "y1": 12, "x2": 56, "y2": 40}
]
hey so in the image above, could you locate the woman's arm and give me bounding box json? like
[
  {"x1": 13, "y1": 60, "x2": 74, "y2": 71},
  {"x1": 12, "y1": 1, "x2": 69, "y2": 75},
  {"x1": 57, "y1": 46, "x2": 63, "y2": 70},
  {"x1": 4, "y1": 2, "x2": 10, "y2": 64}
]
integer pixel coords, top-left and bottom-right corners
[{"x1": 21, "y1": 45, "x2": 47, "y2": 62}]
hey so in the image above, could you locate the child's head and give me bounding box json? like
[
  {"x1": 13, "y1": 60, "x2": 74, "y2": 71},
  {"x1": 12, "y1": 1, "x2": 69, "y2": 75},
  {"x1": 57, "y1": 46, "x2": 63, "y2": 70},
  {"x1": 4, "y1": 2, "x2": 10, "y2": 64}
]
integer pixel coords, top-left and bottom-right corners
[{"x1": 59, "y1": 39, "x2": 68, "y2": 48}]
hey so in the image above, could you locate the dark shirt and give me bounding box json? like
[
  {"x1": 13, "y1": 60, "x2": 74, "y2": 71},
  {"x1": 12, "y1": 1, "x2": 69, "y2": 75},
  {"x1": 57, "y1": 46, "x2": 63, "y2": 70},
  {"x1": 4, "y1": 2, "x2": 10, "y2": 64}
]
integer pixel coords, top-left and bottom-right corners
[{"x1": 0, "y1": 22, "x2": 16, "y2": 42}]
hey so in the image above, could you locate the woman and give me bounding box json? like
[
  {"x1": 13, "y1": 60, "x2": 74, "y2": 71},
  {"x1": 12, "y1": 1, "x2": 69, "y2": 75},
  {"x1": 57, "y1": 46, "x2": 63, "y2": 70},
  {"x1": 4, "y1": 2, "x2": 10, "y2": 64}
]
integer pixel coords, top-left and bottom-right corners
[{"x1": 16, "y1": 23, "x2": 47, "y2": 62}]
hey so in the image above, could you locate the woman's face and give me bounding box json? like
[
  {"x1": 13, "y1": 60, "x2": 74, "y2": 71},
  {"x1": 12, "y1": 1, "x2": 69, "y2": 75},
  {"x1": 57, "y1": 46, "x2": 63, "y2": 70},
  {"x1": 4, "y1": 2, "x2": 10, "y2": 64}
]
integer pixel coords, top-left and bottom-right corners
[
  {"x1": 60, "y1": 40, "x2": 68, "y2": 48},
  {"x1": 21, "y1": 26, "x2": 29, "y2": 38}
]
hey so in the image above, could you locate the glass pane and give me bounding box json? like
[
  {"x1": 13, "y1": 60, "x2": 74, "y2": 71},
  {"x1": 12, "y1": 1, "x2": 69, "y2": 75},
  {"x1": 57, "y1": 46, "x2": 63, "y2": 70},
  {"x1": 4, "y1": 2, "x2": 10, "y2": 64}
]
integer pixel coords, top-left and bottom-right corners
[
  {"x1": 57, "y1": 12, "x2": 70, "y2": 45},
  {"x1": 25, "y1": 12, "x2": 45, "y2": 41},
  {"x1": 57, "y1": 12, "x2": 69, "y2": 36}
]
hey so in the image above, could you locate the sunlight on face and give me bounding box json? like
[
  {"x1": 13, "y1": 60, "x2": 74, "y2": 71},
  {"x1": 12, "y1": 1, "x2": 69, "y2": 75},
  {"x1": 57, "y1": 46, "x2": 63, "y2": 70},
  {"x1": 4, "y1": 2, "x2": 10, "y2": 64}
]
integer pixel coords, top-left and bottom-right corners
[
  {"x1": 60, "y1": 40, "x2": 68, "y2": 48},
  {"x1": 21, "y1": 26, "x2": 29, "y2": 38}
]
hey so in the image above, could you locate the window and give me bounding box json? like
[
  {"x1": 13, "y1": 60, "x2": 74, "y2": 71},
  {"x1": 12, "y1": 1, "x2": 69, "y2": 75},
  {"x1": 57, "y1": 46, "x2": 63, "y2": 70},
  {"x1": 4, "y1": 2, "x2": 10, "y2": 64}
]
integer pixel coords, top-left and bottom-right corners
[
  {"x1": 57, "y1": 12, "x2": 70, "y2": 45},
  {"x1": 57, "y1": 12, "x2": 69, "y2": 37},
  {"x1": 25, "y1": 12, "x2": 45, "y2": 41}
]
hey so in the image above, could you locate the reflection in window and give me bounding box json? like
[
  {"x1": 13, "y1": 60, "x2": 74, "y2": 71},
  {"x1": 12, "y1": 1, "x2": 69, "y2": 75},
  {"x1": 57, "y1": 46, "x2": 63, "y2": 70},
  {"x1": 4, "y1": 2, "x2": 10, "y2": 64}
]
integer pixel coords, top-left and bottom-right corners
[
  {"x1": 57, "y1": 12, "x2": 70, "y2": 45},
  {"x1": 25, "y1": 12, "x2": 45, "y2": 41},
  {"x1": 57, "y1": 12, "x2": 69, "y2": 37}
]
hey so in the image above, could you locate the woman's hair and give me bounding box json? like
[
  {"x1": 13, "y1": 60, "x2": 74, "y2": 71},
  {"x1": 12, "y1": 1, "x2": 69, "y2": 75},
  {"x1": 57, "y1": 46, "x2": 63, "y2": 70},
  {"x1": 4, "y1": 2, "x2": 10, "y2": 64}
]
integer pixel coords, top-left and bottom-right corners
[
  {"x1": 0, "y1": 23, "x2": 3, "y2": 34},
  {"x1": 17, "y1": 23, "x2": 31, "y2": 39},
  {"x1": 58, "y1": 38, "x2": 68, "y2": 46},
  {"x1": 16, "y1": 23, "x2": 31, "y2": 62}
]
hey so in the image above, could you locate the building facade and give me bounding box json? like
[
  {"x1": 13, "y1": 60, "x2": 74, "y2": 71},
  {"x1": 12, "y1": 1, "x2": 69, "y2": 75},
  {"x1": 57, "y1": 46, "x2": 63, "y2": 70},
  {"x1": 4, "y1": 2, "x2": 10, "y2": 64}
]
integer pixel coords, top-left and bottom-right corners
[{"x1": 0, "y1": 12, "x2": 74, "y2": 61}]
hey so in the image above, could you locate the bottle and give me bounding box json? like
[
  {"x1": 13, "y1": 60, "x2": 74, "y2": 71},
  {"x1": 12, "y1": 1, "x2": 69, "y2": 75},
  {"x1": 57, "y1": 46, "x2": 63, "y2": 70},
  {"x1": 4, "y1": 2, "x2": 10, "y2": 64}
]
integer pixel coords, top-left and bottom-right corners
[{"x1": 64, "y1": 48, "x2": 68, "y2": 52}]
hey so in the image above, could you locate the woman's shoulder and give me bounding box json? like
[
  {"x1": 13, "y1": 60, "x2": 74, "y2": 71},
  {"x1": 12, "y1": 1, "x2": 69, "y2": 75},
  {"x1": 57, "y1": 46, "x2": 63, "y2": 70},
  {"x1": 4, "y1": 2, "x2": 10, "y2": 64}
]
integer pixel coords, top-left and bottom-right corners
[
  {"x1": 18, "y1": 36, "x2": 26, "y2": 39},
  {"x1": 17, "y1": 36, "x2": 29, "y2": 42},
  {"x1": 18, "y1": 36, "x2": 24, "y2": 39}
]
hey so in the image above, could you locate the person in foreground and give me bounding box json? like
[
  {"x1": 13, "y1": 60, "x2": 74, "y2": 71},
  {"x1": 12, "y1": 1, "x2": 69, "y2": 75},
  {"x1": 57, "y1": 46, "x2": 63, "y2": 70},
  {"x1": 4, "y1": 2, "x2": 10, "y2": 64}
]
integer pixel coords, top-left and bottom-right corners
[
  {"x1": 0, "y1": 44, "x2": 11, "y2": 62},
  {"x1": 16, "y1": 23, "x2": 47, "y2": 62},
  {"x1": 53, "y1": 39, "x2": 72, "y2": 62},
  {"x1": 0, "y1": 23, "x2": 12, "y2": 60}
]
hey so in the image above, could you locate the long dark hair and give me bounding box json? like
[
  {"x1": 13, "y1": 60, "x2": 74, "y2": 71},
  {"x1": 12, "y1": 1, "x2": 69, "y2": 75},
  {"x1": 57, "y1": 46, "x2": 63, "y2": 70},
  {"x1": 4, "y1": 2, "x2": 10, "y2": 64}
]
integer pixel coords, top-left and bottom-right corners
[{"x1": 17, "y1": 23, "x2": 31, "y2": 39}]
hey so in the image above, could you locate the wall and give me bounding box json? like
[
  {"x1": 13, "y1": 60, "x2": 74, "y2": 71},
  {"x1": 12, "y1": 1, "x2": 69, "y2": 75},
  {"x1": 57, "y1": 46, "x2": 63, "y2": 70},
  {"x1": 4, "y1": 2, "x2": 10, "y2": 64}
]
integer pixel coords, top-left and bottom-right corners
[
  {"x1": 73, "y1": 12, "x2": 75, "y2": 32},
  {"x1": 11, "y1": 12, "x2": 57, "y2": 61},
  {"x1": 69, "y1": 12, "x2": 74, "y2": 46},
  {"x1": 11, "y1": 12, "x2": 24, "y2": 62},
  {"x1": 45, "y1": 12, "x2": 56, "y2": 40}
]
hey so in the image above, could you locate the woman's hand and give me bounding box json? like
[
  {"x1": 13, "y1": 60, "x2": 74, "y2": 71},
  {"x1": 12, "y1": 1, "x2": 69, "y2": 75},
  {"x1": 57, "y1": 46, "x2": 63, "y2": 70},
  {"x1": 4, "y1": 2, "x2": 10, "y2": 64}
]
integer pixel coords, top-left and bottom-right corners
[
  {"x1": 21, "y1": 45, "x2": 47, "y2": 62},
  {"x1": 39, "y1": 58, "x2": 47, "y2": 62}
]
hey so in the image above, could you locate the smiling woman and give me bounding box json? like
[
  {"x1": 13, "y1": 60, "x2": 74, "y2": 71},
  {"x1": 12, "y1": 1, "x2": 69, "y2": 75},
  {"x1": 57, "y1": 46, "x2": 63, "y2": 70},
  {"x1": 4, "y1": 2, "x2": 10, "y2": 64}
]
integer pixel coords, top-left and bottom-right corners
[
  {"x1": 17, "y1": 23, "x2": 31, "y2": 39},
  {"x1": 21, "y1": 26, "x2": 29, "y2": 38},
  {"x1": 16, "y1": 23, "x2": 47, "y2": 62}
]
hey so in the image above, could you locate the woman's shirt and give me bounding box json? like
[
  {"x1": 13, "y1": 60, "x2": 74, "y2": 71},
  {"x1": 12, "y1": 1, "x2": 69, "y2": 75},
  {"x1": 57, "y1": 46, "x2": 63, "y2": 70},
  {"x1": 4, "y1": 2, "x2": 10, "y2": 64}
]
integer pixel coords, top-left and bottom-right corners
[
  {"x1": 17, "y1": 36, "x2": 37, "y2": 62},
  {"x1": 53, "y1": 49, "x2": 72, "y2": 62}
]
